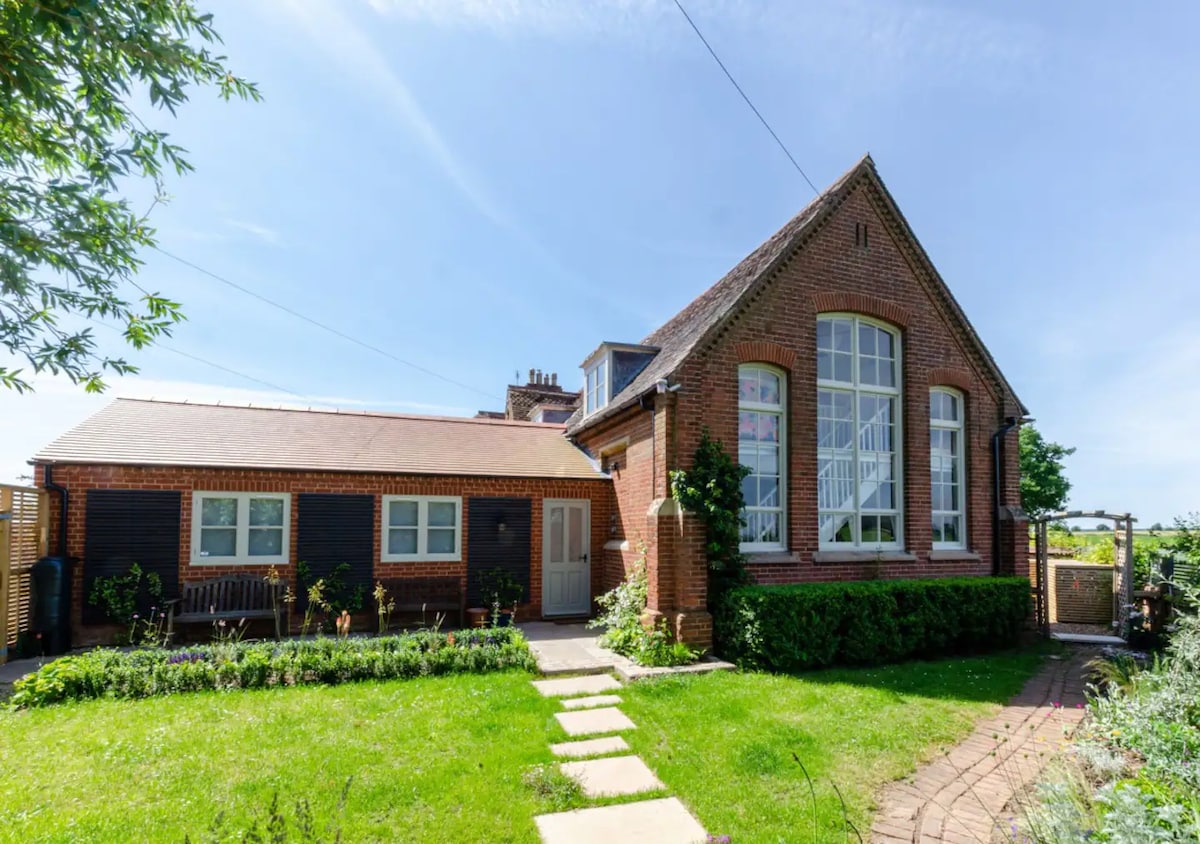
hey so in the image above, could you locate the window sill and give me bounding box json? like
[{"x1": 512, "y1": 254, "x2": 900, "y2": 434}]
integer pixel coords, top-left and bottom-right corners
[
  {"x1": 928, "y1": 550, "x2": 982, "y2": 561},
  {"x1": 191, "y1": 558, "x2": 285, "y2": 567},
  {"x1": 745, "y1": 552, "x2": 801, "y2": 565},
  {"x1": 812, "y1": 551, "x2": 918, "y2": 564},
  {"x1": 380, "y1": 557, "x2": 462, "y2": 565}
]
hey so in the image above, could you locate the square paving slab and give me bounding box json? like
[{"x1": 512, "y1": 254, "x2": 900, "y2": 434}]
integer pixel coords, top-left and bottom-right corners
[
  {"x1": 532, "y1": 674, "x2": 621, "y2": 698},
  {"x1": 561, "y1": 694, "x2": 622, "y2": 710},
  {"x1": 549, "y1": 736, "x2": 631, "y2": 758},
  {"x1": 534, "y1": 797, "x2": 707, "y2": 844},
  {"x1": 559, "y1": 755, "x2": 664, "y2": 798},
  {"x1": 554, "y1": 707, "x2": 636, "y2": 736}
]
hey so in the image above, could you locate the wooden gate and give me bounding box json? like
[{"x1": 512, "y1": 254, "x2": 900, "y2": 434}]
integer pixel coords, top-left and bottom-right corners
[{"x1": 1, "y1": 485, "x2": 49, "y2": 664}]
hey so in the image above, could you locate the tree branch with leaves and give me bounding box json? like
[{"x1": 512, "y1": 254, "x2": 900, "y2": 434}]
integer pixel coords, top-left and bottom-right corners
[
  {"x1": 1019, "y1": 424, "x2": 1075, "y2": 520},
  {"x1": 0, "y1": 0, "x2": 260, "y2": 392}
]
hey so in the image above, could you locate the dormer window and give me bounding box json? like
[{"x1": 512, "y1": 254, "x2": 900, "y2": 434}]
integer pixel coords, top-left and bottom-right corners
[
  {"x1": 580, "y1": 342, "x2": 659, "y2": 417},
  {"x1": 585, "y1": 358, "x2": 608, "y2": 414}
]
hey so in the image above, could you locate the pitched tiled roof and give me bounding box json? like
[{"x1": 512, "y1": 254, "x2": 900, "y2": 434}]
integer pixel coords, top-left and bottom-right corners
[
  {"x1": 565, "y1": 158, "x2": 861, "y2": 434},
  {"x1": 567, "y1": 154, "x2": 1024, "y2": 434},
  {"x1": 34, "y1": 399, "x2": 605, "y2": 480}
]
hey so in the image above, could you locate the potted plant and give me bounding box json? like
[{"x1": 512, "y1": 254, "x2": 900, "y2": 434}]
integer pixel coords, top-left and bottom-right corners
[{"x1": 477, "y1": 568, "x2": 524, "y2": 627}]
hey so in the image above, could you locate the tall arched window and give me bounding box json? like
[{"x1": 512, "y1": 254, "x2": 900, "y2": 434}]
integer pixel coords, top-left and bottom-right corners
[
  {"x1": 817, "y1": 315, "x2": 902, "y2": 548},
  {"x1": 738, "y1": 364, "x2": 786, "y2": 551},
  {"x1": 930, "y1": 388, "x2": 965, "y2": 548}
]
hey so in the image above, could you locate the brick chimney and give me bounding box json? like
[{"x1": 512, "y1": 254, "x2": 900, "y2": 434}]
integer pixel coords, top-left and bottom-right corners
[{"x1": 505, "y1": 366, "x2": 576, "y2": 420}]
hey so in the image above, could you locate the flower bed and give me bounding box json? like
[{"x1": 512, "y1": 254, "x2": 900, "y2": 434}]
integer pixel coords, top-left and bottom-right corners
[
  {"x1": 10, "y1": 628, "x2": 536, "y2": 708},
  {"x1": 1020, "y1": 593, "x2": 1200, "y2": 841}
]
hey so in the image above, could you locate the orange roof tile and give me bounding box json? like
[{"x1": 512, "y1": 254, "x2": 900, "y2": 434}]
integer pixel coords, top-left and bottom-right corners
[{"x1": 34, "y1": 399, "x2": 605, "y2": 480}]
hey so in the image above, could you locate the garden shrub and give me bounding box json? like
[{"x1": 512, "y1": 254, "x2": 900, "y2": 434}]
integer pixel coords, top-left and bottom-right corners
[
  {"x1": 9, "y1": 628, "x2": 536, "y2": 708},
  {"x1": 714, "y1": 577, "x2": 1030, "y2": 671},
  {"x1": 589, "y1": 557, "x2": 699, "y2": 667}
]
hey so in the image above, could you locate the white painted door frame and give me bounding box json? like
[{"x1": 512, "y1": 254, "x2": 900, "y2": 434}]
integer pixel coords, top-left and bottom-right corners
[{"x1": 541, "y1": 498, "x2": 591, "y2": 617}]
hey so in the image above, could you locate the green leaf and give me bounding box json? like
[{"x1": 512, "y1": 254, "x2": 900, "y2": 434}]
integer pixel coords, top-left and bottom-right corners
[{"x1": 0, "y1": 1, "x2": 259, "y2": 394}]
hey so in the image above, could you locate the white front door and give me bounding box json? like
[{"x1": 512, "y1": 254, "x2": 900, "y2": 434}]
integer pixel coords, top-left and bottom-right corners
[{"x1": 542, "y1": 499, "x2": 590, "y2": 616}]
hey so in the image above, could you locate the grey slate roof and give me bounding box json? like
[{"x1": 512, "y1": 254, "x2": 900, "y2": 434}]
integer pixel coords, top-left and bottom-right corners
[
  {"x1": 566, "y1": 154, "x2": 1025, "y2": 435},
  {"x1": 35, "y1": 399, "x2": 605, "y2": 479}
]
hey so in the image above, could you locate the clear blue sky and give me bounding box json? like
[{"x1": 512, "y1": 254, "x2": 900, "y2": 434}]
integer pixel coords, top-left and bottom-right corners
[{"x1": 4, "y1": 0, "x2": 1198, "y2": 526}]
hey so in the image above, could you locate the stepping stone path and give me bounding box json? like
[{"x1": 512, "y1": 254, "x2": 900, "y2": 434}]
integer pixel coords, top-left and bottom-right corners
[
  {"x1": 561, "y1": 694, "x2": 623, "y2": 710},
  {"x1": 530, "y1": 674, "x2": 709, "y2": 844}
]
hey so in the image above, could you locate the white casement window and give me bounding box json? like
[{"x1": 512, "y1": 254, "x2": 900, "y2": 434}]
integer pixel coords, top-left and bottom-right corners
[
  {"x1": 382, "y1": 496, "x2": 462, "y2": 562},
  {"x1": 585, "y1": 358, "x2": 608, "y2": 415},
  {"x1": 817, "y1": 315, "x2": 903, "y2": 549},
  {"x1": 738, "y1": 364, "x2": 786, "y2": 551},
  {"x1": 191, "y1": 492, "x2": 290, "y2": 565},
  {"x1": 930, "y1": 388, "x2": 966, "y2": 549}
]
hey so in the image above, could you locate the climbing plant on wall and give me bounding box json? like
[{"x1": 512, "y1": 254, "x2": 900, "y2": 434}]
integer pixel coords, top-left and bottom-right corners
[{"x1": 670, "y1": 430, "x2": 751, "y2": 600}]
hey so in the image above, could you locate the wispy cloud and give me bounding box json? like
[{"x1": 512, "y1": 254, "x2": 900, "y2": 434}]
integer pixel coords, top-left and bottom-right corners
[
  {"x1": 363, "y1": 0, "x2": 669, "y2": 40},
  {"x1": 361, "y1": 0, "x2": 1042, "y2": 84},
  {"x1": 271, "y1": 0, "x2": 511, "y2": 230},
  {"x1": 223, "y1": 218, "x2": 282, "y2": 246},
  {"x1": 265, "y1": 0, "x2": 650, "y2": 322},
  {"x1": 163, "y1": 219, "x2": 283, "y2": 247}
]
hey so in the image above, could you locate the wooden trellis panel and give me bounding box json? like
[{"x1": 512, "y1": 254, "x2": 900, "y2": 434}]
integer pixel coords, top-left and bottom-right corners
[{"x1": 1, "y1": 485, "x2": 48, "y2": 663}]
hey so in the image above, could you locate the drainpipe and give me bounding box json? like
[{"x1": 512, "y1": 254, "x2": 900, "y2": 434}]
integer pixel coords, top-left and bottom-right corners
[
  {"x1": 43, "y1": 464, "x2": 68, "y2": 558},
  {"x1": 990, "y1": 417, "x2": 1028, "y2": 576}
]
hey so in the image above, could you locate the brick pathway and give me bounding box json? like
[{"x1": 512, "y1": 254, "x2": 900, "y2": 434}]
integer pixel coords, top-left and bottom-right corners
[{"x1": 870, "y1": 649, "x2": 1092, "y2": 844}]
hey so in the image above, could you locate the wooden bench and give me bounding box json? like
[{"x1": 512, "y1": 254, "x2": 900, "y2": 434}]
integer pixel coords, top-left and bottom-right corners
[
  {"x1": 167, "y1": 575, "x2": 284, "y2": 633},
  {"x1": 378, "y1": 576, "x2": 465, "y2": 629}
]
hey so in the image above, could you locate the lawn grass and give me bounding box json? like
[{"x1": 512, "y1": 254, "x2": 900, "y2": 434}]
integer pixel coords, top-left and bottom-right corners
[
  {"x1": 621, "y1": 649, "x2": 1045, "y2": 843},
  {"x1": 0, "y1": 671, "x2": 564, "y2": 843},
  {"x1": 0, "y1": 650, "x2": 1046, "y2": 843}
]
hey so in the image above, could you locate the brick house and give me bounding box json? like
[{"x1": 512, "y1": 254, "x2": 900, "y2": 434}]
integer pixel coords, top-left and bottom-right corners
[{"x1": 32, "y1": 155, "x2": 1027, "y2": 649}]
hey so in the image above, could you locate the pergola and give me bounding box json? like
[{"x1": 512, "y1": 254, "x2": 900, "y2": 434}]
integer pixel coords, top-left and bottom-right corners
[{"x1": 1029, "y1": 509, "x2": 1135, "y2": 638}]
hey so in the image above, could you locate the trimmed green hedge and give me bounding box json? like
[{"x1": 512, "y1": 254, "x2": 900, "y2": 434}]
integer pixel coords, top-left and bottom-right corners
[
  {"x1": 715, "y1": 577, "x2": 1031, "y2": 671},
  {"x1": 10, "y1": 628, "x2": 537, "y2": 708}
]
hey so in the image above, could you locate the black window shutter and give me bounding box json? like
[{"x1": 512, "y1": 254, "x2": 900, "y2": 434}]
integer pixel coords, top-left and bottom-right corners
[
  {"x1": 296, "y1": 494, "x2": 374, "y2": 610},
  {"x1": 84, "y1": 490, "x2": 181, "y2": 623},
  {"x1": 466, "y1": 497, "x2": 532, "y2": 606}
]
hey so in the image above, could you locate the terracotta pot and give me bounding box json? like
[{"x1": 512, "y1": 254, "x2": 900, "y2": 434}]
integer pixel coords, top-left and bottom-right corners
[{"x1": 466, "y1": 607, "x2": 489, "y2": 628}]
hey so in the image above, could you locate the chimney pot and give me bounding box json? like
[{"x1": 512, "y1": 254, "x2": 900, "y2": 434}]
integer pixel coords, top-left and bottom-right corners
[
  {"x1": 528, "y1": 368, "x2": 535, "y2": 384},
  {"x1": 551, "y1": 372, "x2": 558, "y2": 386}
]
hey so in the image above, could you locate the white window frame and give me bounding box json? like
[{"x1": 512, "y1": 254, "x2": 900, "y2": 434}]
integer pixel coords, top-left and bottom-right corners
[
  {"x1": 930, "y1": 388, "x2": 966, "y2": 550},
  {"x1": 584, "y1": 357, "x2": 609, "y2": 415},
  {"x1": 190, "y1": 491, "x2": 290, "y2": 566},
  {"x1": 817, "y1": 313, "x2": 904, "y2": 550},
  {"x1": 738, "y1": 364, "x2": 787, "y2": 553},
  {"x1": 381, "y1": 495, "x2": 463, "y2": 562}
]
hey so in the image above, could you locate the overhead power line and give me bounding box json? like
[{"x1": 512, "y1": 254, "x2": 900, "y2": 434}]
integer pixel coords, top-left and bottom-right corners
[
  {"x1": 671, "y1": 0, "x2": 821, "y2": 197},
  {"x1": 90, "y1": 319, "x2": 305, "y2": 397},
  {"x1": 156, "y1": 344, "x2": 304, "y2": 397},
  {"x1": 152, "y1": 246, "x2": 501, "y2": 401}
]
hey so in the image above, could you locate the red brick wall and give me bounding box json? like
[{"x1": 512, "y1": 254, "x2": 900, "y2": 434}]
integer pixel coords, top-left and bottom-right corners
[
  {"x1": 35, "y1": 463, "x2": 610, "y2": 641},
  {"x1": 571, "y1": 177, "x2": 1024, "y2": 613},
  {"x1": 577, "y1": 408, "x2": 657, "y2": 594},
  {"x1": 666, "y1": 178, "x2": 1021, "y2": 584}
]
